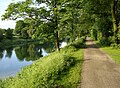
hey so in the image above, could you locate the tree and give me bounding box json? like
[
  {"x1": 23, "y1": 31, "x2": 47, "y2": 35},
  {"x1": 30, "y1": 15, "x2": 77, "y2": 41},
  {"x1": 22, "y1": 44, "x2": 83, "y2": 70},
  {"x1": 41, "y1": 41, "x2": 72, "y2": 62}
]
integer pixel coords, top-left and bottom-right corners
[
  {"x1": 35, "y1": 0, "x2": 67, "y2": 51},
  {"x1": 80, "y1": 0, "x2": 113, "y2": 43},
  {"x1": 2, "y1": 0, "x2": 93, "y2": 50},
  {"x1": 21, "y1": 27, "x2": 29, "y2": 39},
  {"x1": 2, "y1": 0, "x2": 61, "y2": 51},
  {"x1": 14, "y1": 20, "x2": 26, "y2": 36},
  {"x1": 0, "y1": 28, "x2": 4, "y2": 40},
  {"x1": 111, "y1": 0, "x2": 119, "y2": 44},
  {"x1": 5, "y1": 28, "x2": 13, "y2": 39}
]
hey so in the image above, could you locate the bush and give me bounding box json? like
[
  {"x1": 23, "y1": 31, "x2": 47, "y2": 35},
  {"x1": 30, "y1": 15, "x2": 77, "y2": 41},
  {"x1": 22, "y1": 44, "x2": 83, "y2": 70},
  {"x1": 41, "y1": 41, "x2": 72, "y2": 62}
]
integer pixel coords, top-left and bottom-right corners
[
  {"x1": 111, "y1": 43, "x2": 120, "y2": 49},
  {"x1": 70, "y1": 39, "x2": 85, "y2": 48},
  {"x1": 81, "y1": 36, "x2": 86, "y2": 42},
  {"x1": 109, "y1": 36, "x2": 116, "y2": 44},
  {"x1": 61, "y1": 45, "x2": 77, "y2": 54},
  {"x1": 60, "y1": 38, "x2": 85, "y2": 54},
  {"x1": 99, "y1": 37, "x2": 111, "y2": 46}
]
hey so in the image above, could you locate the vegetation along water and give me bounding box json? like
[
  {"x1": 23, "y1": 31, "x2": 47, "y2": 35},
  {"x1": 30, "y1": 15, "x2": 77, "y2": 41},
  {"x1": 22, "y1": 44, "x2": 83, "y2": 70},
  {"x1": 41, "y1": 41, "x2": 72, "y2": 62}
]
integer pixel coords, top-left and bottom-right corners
[
  {"x1": 0, "y1": 0, "x2": 120, "y2": 88},
  {"x1": 0, "y1": 39, "x2": 85, "y2": 88}
]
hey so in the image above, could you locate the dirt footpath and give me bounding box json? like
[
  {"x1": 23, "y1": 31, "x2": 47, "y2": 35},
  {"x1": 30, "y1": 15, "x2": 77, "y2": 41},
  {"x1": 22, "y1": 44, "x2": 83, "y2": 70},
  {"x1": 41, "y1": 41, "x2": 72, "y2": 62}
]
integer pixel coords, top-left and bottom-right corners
[{"x1": 81, "y1": 38, "x2": 120, "y2": 88}]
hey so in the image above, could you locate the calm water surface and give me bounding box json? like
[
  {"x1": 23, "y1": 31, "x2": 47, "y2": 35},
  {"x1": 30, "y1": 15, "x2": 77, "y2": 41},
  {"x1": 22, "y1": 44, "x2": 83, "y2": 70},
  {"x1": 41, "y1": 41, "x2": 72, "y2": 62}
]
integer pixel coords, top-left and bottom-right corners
[{"x1": 0, "y1": 43, "x2": 50, "y2": 79}]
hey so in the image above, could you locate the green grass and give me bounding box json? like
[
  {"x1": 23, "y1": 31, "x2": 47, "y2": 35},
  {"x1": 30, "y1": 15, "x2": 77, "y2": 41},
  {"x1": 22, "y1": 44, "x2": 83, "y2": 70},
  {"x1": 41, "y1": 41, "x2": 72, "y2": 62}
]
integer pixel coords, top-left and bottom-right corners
[
  {"x1": 0, "y1": 39, "x2": 84, "y2": 88},
  {"x1": 57, "y1": 49, "x2": 83, "y2": 88},
  {"x1": 96, "y1": 40, "x2": 120, "y2": 64},
  {"x1": 101, "y1": 47, "x2": 120, "y2": 64}
]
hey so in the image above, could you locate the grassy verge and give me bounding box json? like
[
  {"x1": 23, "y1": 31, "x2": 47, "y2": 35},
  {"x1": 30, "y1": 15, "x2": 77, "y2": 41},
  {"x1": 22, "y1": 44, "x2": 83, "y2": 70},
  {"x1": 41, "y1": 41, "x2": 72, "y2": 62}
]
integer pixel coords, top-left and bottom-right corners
[
  {"x1": 101, "y1": 47, "x2": 120, "y2": 64},
  {"x1": 0, "y1": 39, "x2": 84, "y2": 88},
  {"x1": 96, "y1": 40, "x2": 120, "y2": 64}
]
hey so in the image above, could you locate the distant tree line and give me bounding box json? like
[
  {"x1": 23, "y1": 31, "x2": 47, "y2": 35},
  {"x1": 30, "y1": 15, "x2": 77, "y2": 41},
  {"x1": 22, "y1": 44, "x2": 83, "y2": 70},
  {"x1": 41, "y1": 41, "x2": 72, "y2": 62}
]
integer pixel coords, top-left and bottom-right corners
[{"x1": 0, "y1": 28, "x2": 13, "y2": 41}]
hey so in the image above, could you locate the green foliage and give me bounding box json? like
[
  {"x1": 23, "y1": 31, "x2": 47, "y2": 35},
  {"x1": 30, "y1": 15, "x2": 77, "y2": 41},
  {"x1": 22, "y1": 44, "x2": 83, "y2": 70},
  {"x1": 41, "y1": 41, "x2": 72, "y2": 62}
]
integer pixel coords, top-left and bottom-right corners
[
  {"x1": 14, "y1": 20, "x2": 26, "y2": 35},
  {"x1": 108, "y1": 36, "x2": 116, "y2": 44},
  {"x1": 0, "y1": 38, "x2": 84, "y2": 88},
  {"x1": 1, "y1": 0, "x2": 120, "y2": 49},
  {"x1": 99, "y1": 37, "x2": 111, "y2": 46},
  {"x1": 82, "y1": 0, "x2": 115, "y2": 45},
  {"x1": 111, "y1": 43, "x2": 120, "y2": 49},
  {"x1": 0, "y1": 28, "x2": 4, "y2": 40},
  {"x1": 1, "y1": 54, "x2": 74, "y2": 88},
  {"x1": 58, "y1": 0, "x2": 83, "y2": 42},
  {"x1": 91, "y1": 29, "x2": 98, "y2": 40},
  {"x1": 2, "y1": 0, "x2": 85, "y2": 50},
  {"x1": 11, "y1": 55, "x2": 74, "y2": 88},
  {"x1": 61, "y1": 45, "x2": 77, "y2": 54},
  {"x1": 14, "y1": 20, "x2": 32, "y2": 39},
  {"x1": 0, "y1": 80, "x2": 2, "y2": 87},
  {"x1": 2, "y1": 1, "x2": 33, "y2": 20},
  {"x1": 61, "y1": 38, "x2": 85, "y2": 54},
  {"x1": 57, "y1": 50, "x2": 83, "y2": 88},
  {"x1": 117, "y1": 25, "x2": 120, "y2": 42},
  {"x1": 21, "y1": 27, "x2": 29, "y2": 39},
  {"x1": 5, "y1": 28, "x2": 13, "y2": 39},
  {"x1": 70, "y1": 39, "x2": 85, "y2": 48}
]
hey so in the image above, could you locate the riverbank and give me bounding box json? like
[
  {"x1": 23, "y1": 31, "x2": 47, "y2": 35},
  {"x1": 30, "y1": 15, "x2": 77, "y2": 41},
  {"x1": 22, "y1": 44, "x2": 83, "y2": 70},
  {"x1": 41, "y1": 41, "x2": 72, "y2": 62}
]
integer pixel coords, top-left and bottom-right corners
[{"x1": 0, "y1": 38, "x2": 85, "y2": 88}]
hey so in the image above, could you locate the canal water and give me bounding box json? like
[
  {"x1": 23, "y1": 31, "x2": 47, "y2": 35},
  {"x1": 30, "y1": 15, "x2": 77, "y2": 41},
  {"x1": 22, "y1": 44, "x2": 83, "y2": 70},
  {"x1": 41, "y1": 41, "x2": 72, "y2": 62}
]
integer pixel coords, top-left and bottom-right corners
[
  {"x1": 0, "y1": 43, "x2": 50, "y2": 79},
  {"x1": 0, "y1": 41, "x2": 67, "y2": 79}
]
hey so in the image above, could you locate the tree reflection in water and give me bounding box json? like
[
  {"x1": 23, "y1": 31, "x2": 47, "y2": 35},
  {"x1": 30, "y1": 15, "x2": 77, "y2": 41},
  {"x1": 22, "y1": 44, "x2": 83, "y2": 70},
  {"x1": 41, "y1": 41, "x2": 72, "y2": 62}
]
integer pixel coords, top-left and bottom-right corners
[
  {"x1": 0, "y1": 47, "x2": 4, "y2": 59},
  {"x1": 15, "y1": 44, "x2": 43, "y2": 61},
  {"x1": 0, "y1": 42, "x2": 54, "y2": 61},
  {"x1": 0, "y1": 42, "x2": 54, "y2": 79},
  {"x1": 5, "y1": 46, "x2": 14, "y2": 58}
]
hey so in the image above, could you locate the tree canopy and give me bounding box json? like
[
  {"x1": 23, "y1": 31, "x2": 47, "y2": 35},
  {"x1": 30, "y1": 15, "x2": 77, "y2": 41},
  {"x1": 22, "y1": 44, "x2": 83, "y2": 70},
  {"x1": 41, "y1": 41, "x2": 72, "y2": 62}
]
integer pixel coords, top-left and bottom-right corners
[{"x1": 1, "y1": 0, "x2": 120, "y2": 50}]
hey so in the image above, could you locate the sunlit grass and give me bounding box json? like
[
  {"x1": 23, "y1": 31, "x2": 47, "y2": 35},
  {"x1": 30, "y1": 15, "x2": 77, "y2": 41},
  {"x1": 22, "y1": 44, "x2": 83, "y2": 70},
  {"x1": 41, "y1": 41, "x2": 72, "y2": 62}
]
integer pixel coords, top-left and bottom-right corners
[
  {"x1": 57, "y1": 49, "x2": 83, "y2": 88},
  {"x1": 101, "y1": 47, "x2": 120, "y2": 64}
]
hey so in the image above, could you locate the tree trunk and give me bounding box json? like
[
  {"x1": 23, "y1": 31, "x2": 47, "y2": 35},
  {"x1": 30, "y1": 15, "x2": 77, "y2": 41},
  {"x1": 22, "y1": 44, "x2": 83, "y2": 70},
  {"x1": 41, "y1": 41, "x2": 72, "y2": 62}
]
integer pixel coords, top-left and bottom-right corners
[
  {"x1": 55, "y1": 31, "x2": 60, "y2": 51},
  {"x1": 54, "y1": 2, "x2": 60, "y2": 51},
  {"x1": 111, "y1": 0, "x2": 119, "y2": 43}
]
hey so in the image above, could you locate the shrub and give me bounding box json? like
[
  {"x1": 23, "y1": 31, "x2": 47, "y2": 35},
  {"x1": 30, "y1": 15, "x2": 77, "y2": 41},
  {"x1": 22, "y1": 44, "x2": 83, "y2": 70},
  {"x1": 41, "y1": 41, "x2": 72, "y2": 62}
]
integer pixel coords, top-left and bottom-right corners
[
  {"x1": 99, "y1": 37, "x2": 111, "y2": 46},
  {"x1": 70, "y1": 39, "x2": 85, "y2": 48},
  {"x1": 81, "y1": 36, "x2": 86, "y2": 42},
  {"x1": 61, "y1": 45, "x2": 77, "y2": 54},
  {"x1": 60, "y1": 38, "x2": 85, "y2": 54},
  {"x1": 111, "y1": 43, "x2": 120, "y2": 49},
  {"x1": 109, "y1": 36, "x2": 116, "y2": 44}
]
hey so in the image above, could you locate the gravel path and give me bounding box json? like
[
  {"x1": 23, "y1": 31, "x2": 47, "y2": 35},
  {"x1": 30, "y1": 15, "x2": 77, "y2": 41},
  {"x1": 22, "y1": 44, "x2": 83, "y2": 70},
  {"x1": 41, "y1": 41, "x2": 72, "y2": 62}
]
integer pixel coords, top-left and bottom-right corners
[{"x1": 80, "y1": 38, "x2": 120, "y2": 88}]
